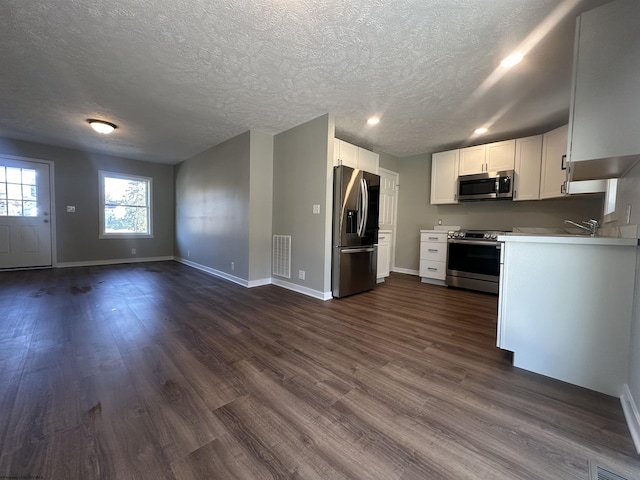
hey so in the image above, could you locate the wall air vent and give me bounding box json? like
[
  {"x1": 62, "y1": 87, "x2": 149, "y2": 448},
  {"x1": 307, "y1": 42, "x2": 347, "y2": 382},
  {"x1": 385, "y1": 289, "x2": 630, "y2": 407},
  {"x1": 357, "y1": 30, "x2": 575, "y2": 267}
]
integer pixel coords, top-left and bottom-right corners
[{"x1": 272, "y1": 235, "x2": 291, "y2": 279}]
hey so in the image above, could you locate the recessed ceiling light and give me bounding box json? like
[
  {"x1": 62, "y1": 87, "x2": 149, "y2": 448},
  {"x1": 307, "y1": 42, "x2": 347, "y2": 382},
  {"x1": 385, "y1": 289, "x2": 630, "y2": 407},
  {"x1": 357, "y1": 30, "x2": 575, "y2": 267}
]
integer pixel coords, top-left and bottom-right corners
[
  {"x1": 474, "y1": 127, "x2": 488, "y2": 135},
  {"x1": 87, "y1": 119, "x2": 117, "y2": 134},
  {"x1": 367, "y1": 117, "x2": 380, "y2": 126},
  {"x1": 500, "y1": 53, "x2": 523, "y2": 68}
]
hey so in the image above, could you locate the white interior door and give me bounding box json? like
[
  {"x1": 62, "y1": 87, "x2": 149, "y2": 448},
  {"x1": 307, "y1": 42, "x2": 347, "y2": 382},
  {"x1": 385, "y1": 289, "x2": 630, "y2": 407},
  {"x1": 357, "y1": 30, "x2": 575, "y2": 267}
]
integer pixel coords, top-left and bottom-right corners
[
  {"x1": 378, "y1": 168, "x2": 399, "y2": 272},
  {"x1": 0, "y1": 158, "x2": 52, "y2": 269}
]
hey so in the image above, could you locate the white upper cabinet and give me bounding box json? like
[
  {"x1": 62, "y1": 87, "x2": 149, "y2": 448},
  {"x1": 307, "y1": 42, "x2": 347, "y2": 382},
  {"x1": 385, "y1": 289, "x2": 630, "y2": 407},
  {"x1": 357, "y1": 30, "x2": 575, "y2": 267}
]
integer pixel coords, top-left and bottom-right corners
[
  {"x1": 333, "y1": 139, "x2": 379, "y2": 174},
  {"x1": 459, "y1": 140, "x2": 515, "y2": 175},
  {"x1": 334, "y1": 139, "x2": 358, "y2": 169},
  {"x1": 430, "y1": 149, "x2": 459, "y2": 204},
  {"x1": 568, "y1": 0, "x2": 640, "y2": 180},
  {"x1": 459, "y1": 145, "x2": 486, "y2": 175},
  {"x1": 513, "y1": 135, "x2": 542, "y2": 201},
  {"x1": 486, "y1": 140, "x2": 516, "y2": 172},
  {"x1": 540, "y1": 125, "x2": 568, "y2": 199},
  {"x1": 357, "y1": 148, "x2": 379, "y2": 174}
]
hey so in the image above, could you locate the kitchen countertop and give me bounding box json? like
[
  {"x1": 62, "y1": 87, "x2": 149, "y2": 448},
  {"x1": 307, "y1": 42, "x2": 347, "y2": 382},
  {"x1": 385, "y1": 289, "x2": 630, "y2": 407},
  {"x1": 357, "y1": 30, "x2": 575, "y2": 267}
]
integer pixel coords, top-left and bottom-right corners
[{"x1": 498, "y1": 233, "x2": 638, "y2": 246}]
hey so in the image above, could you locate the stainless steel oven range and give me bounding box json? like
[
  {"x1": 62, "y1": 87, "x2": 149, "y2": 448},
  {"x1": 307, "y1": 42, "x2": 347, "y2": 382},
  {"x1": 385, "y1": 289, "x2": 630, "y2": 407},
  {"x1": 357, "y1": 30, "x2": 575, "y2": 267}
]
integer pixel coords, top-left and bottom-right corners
[{"x1": 446, "y1": 230, "x2": 505, "y2": 294}]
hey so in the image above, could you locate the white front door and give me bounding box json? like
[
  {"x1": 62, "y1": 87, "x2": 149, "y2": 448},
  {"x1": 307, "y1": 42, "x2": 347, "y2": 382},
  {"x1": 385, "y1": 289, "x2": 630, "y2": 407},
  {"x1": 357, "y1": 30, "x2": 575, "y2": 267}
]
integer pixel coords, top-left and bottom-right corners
[{"x1": 0, "y1": 158, "x2": 52, "y2": 269}]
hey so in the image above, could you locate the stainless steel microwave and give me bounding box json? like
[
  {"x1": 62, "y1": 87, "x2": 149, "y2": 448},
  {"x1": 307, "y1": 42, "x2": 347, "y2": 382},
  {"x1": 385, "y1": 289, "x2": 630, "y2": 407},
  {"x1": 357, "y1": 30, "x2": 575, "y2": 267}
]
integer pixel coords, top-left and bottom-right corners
[{"x1": 457, "y1": 170, "x2": 514, "y2": 201}]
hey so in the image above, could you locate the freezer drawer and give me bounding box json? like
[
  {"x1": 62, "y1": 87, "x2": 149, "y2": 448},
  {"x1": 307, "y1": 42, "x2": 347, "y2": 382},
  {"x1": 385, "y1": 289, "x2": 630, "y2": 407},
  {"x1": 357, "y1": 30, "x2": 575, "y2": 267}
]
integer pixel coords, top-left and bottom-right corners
[{"x1": 332, "y1": 246, "x2": 377, "y2": 298}]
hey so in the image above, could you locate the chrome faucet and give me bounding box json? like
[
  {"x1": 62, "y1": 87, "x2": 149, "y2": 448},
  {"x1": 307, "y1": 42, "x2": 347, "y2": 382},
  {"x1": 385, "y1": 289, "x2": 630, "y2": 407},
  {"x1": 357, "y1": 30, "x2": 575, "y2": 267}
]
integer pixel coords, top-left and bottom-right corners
[{"x1": 564, "y1": 219, "x2": 599, "y2": 237}]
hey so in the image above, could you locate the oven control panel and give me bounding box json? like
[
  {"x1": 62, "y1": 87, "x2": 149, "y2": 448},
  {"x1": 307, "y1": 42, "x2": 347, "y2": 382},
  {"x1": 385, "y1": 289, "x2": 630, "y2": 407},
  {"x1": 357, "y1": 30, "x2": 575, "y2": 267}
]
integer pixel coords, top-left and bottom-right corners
[{"x1": 448, "y1": 230, "x2": 504, "y2": 241}]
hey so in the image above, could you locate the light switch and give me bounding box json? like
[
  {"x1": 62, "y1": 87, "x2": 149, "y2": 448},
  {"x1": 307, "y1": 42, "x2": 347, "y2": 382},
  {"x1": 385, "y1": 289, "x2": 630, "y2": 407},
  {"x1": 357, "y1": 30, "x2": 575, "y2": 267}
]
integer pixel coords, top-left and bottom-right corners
[
  {"x1": 66, "y1": 206, "x2": 76, "y2": 213},
  {"x1": 312, "y1": 204, "x2": 320, "y2": 214}
]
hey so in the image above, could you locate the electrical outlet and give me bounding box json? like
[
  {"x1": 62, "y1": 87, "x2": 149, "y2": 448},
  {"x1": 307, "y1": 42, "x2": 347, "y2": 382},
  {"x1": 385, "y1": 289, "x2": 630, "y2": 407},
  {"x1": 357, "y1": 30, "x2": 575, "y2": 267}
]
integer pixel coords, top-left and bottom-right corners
[
  {"x1": 438, "y1": 219, "x2": 442, "y2": 225},
  {"x1": 131, "y1": 248, "x2": 136, "y2": 255},
  {"x1": 66, "y1": 205, "x2": 76, "y2": 213},
  {"x1": 312, "y1": 204, "x2": 321, "y2": 214},
  {"x1": 298, "y1": 270, "x2": 305, "y2": 280},
  {"x1": 231, "y1": 262, "x2": 235, "y2": 271}
]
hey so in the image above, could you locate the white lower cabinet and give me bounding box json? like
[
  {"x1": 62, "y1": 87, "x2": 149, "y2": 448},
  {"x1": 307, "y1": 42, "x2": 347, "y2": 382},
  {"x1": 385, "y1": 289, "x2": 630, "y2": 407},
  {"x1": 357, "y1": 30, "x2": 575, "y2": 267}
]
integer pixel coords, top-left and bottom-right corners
[
  {"x1": 376, "y1": 230, "x2": 392, "y2": 281},
  {"x1": 419, "y1": 230, "x2": 447, "y2": 284},
  {"x1": 497, "y1": 236, "x2": 636, "y2": 396}
]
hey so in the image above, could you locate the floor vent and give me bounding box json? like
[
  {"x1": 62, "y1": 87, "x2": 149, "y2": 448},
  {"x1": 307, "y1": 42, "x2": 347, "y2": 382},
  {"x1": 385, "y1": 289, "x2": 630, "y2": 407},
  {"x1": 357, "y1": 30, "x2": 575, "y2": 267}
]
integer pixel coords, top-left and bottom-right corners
[
  {"x1": 589, "y1": 460, "x2": 629, "y2": 480},
  {"x1": 272, "y1": 235, "x2": 291, "y2": 279}
]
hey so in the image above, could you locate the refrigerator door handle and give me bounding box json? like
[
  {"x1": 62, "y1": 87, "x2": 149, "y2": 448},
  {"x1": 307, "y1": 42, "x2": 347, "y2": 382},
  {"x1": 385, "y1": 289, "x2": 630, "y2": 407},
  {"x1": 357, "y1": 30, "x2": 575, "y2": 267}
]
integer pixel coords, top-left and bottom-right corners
[
  {"x1": 341, "y1": 247, "x2": 375, "y2": 254},
  {"x1": 356, "y1": 178, "x2": 363, "y2": 236},
  {"x1": 362, "y1": 178, "x2": 369, "y2": 235},
  {"x1": 357, "y1": 178, "x2": 368, "y2": 237}
]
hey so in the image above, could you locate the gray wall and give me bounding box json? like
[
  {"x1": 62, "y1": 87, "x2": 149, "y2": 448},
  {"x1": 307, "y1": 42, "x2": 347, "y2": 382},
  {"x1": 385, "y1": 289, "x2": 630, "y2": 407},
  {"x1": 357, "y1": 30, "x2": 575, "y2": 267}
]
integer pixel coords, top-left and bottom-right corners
[
  {"x1": 394, "y1": 153, "x2": 604, "y2": 271},
  {"x1": 0, "y1": 138, "x2": 174, "y2": 264},
  {"x1": 249, "y1": 131, "x2": 274, "y2": 282},
  {"x1": 273, "y1": 114, "x2": 334, "y2": 294},
  {"x1": 378, "y1": 151, "x2": 400, "y2": 172},
  {"x1": 174, "y1": 131, "x2": 251, "y2": 279}
]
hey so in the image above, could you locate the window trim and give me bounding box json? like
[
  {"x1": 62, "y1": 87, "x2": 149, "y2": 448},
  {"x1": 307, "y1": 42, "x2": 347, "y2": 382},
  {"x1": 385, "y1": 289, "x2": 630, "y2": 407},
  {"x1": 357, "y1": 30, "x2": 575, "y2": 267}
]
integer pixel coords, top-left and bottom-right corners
[{"x1": 99, "y1": 170, "x2": 153, "y2": 239}]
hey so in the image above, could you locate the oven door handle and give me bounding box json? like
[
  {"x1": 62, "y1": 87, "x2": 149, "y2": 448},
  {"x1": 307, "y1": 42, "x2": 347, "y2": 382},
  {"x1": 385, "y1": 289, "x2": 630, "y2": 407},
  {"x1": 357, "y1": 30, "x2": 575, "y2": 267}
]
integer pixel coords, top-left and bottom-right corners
[{"x1": 448, "y1": 239, "x2": 501, "y2": 248}]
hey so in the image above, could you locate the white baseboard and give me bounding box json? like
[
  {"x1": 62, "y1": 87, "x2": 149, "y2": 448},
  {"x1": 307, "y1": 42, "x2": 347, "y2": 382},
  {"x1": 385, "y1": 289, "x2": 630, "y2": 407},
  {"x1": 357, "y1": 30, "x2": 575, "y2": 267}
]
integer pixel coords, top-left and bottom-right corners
[
  {"x1": 392, "y1": 267, "x2": 420, "y2": 276},
  {"x1": 56, "y1": 256, "x2": 174, "y2": 268},
  {"x1": 175, "y1": 258, "x2": 325, "y2": 299},
  {"x1": 621, "y1": 384, "x2": 640, "y2": 454},
  {"x1": 174, "y1": 257, "x2": 251, "y2": 287},
  {"x1": 271, "y1": 277, "x2": 332, "y2": 301},
  {"x1": 247, "y1": 278, "x2": 272, "y2": 288}
]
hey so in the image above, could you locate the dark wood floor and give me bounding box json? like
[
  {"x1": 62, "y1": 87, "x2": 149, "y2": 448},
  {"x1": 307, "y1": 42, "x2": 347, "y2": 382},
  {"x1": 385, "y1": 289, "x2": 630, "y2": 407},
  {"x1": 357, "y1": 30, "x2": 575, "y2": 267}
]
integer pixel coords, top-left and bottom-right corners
[{"x1": 1, "y1": 262, "x2": 639, "y2": 479}]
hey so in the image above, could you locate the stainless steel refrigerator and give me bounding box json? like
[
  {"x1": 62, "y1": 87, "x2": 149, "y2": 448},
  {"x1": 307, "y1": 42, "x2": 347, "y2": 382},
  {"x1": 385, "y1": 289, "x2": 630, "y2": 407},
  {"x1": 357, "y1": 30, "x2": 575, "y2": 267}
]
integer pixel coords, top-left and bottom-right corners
[{"x1": 332, "y1": 165, "x2": 380, "y2": 298}]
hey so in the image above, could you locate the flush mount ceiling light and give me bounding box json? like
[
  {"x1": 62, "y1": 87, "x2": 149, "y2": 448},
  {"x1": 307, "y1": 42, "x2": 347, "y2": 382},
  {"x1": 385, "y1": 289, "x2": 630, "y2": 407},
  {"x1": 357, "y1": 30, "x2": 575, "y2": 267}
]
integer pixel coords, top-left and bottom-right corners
[
  {"x1": 474, "y1": 127, "x2": 488, "y2": 135},
  {"x1": 500, "y1": 53, "x2": 523, "y2": 68},
  {"x1": 367, "y1": 117, "x2": 380, "y2": 126},
  {"x1": 87, "y1": 119, "x2": 117, "y2": 134}
]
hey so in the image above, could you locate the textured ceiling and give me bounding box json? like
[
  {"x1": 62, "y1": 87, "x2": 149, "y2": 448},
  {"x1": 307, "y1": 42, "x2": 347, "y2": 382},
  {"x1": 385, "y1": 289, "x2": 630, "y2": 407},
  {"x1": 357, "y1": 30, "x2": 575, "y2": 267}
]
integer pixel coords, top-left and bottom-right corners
[{"x1": 0, "y1": 0, "x2": 612, "y2": 164}]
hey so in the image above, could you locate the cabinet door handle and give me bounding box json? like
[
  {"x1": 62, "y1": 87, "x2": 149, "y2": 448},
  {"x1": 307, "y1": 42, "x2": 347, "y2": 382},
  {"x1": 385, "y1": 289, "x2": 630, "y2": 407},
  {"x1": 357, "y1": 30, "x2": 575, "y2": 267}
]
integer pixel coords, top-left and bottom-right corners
[
  {"x1": 427, "y1": 267, "x2": 438, "y2": 271},
  {"x1": 428, "y1": 236, "x2": 438, "y2": 240},
  {"x1": 428, "y1": 249, "x2": 438, "y2": 252}
]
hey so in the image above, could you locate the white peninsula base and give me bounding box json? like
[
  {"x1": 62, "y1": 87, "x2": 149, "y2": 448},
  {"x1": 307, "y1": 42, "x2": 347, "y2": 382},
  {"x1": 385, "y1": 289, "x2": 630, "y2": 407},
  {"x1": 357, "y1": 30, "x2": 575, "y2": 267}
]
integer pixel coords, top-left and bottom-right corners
[{"x1": 497, "y1": 234, "x2": 637, "y2": 397}]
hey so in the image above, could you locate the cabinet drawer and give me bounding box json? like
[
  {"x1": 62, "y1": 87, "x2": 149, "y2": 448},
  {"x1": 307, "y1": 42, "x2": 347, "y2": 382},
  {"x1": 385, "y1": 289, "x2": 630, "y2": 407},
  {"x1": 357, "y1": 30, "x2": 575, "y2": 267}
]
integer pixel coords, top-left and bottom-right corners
[
  {"x1": 419, "y1": 242, "x2": 447, "y2": 262},
  {"x1": 420, "y1": 232, "x2": 446, "y2": 243},
  {"x1": 420, "y1": 260, "x2": 446, "y2": 280}
]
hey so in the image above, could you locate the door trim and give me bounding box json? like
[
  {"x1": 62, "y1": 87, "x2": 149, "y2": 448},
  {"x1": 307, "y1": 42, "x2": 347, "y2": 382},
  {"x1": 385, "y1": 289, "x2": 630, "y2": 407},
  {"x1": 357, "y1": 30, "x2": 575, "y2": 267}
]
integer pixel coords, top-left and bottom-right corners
[{"x1": 0, "y1": 154, "x2": 56, "y2": 267}]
